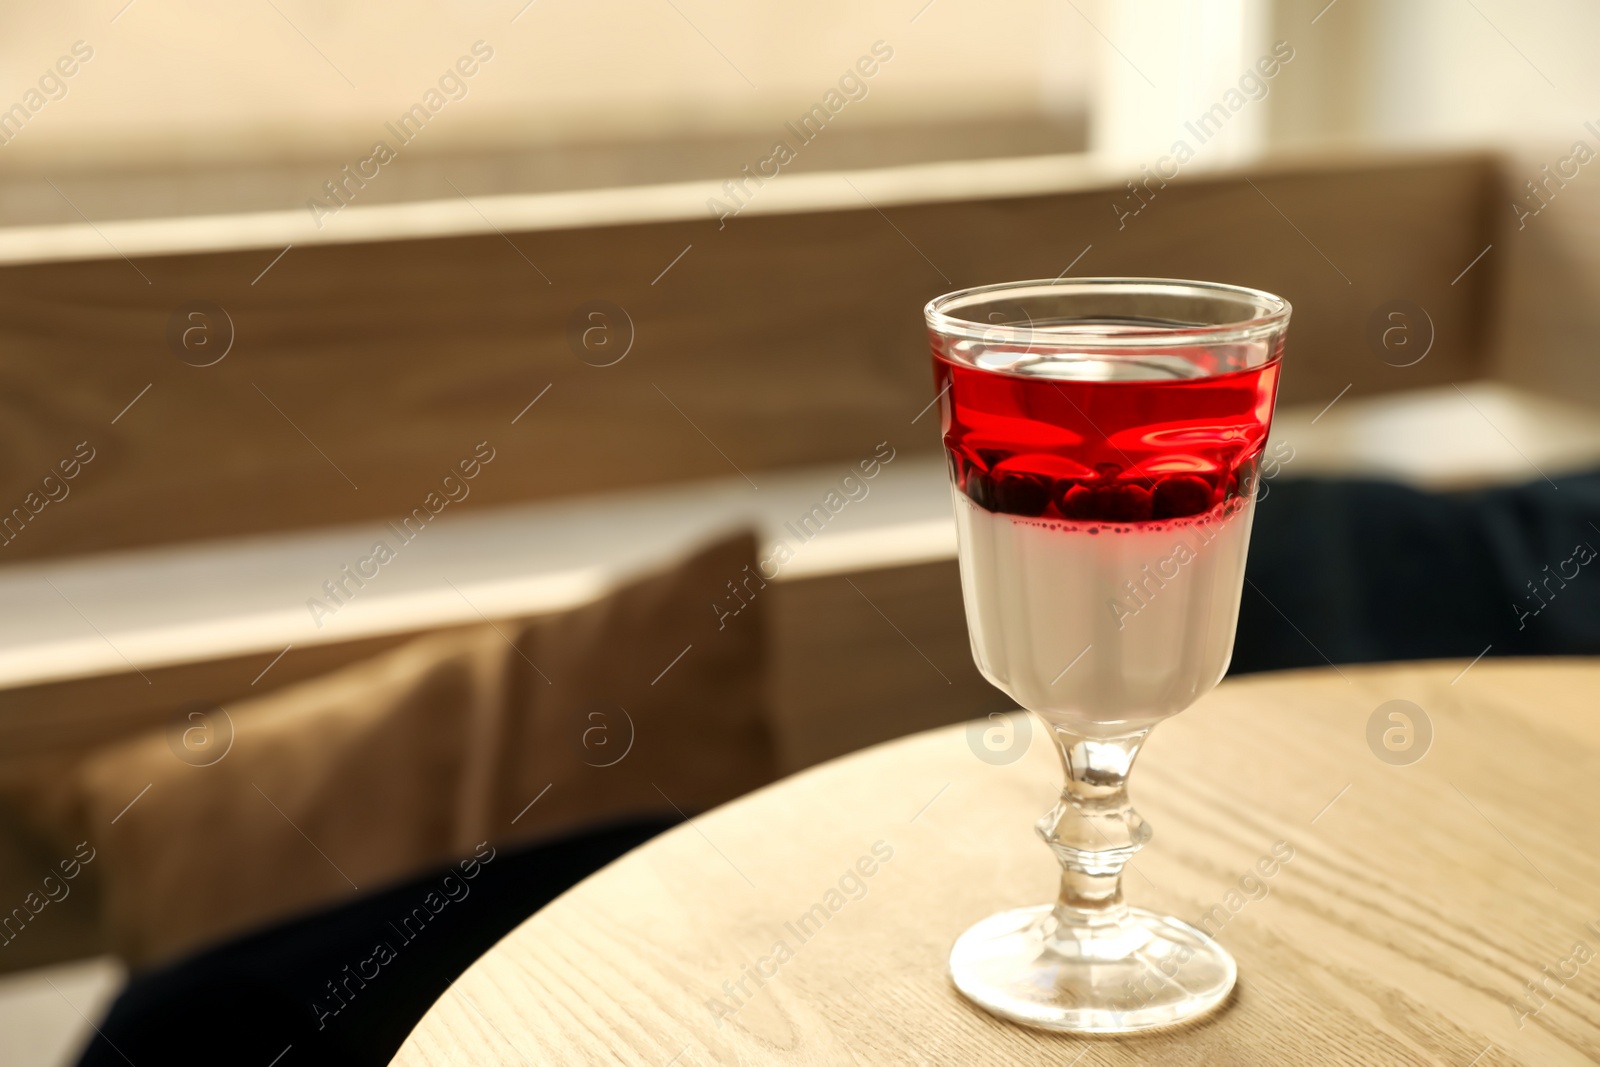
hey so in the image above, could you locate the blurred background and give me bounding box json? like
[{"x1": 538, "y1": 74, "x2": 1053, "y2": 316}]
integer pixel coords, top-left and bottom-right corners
[
  {"x1": 6, "y1": 0, "x2": 1600, "y2": 212},
  {"x1": 2, "y1": 0, "x2": 1599, "y2": 1063}
]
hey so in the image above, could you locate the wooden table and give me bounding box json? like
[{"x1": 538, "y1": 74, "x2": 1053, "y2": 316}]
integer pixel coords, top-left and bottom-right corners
[{"x1": 392, "y1": 659, "x2": 1600, "y2": 1066}]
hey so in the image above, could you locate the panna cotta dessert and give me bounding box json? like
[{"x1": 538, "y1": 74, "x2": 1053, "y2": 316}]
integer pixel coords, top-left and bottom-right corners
[
  {"x1": 927, "y1": 278, "x2": 1290, "y2": 1036},
  {"x1": 934, "y1": 329, "x2": 1278, "y2": 734}
]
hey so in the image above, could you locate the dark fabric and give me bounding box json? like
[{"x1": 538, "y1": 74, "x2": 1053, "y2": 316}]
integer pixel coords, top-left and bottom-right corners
[
  {"x1": 1233, "y1": 471, "x2": 1600, "y2": 673},
  {"x1": 77, "y1": 816, "x2": 677, "y2": 1067}
]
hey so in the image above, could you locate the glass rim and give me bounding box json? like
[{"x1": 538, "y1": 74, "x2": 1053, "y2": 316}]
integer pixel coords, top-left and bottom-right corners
[{"x1": 923, "y1": 277, "x2": 1292, "y2": 349}]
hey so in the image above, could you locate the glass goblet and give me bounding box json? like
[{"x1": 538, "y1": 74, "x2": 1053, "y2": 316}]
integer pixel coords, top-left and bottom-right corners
[{"x1": 927, "y1": 278, "x2": 1290, "y2": 1032}]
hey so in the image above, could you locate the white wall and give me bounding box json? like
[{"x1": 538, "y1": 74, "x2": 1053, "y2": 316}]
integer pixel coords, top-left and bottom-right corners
[
  {"x1": 1263, "y1": 0, "x2": 1600, "y2": 152},
  {"x1": 1090, "y1": 0, "x2": 1274, "y2": 167},
  {"x1": 1086, "y1": 0, "x2": 1600, "y2": 163},
  {"x1": 1357, "y1": 0, "x2": 1600, "y2": 148}
]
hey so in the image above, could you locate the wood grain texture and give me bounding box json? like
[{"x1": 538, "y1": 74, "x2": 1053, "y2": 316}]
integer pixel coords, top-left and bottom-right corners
[
  {"x1": 392, "y1": 659, "x2": 1600, "y2": 1066},
  {"x1": 0, "y1": 153, "x2": 1497, "y2": 563}
]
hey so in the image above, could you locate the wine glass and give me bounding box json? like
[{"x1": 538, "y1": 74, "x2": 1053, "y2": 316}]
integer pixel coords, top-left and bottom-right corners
[{"x1": 926, "y1": 278, "x2": 1289, "y2": 1032}]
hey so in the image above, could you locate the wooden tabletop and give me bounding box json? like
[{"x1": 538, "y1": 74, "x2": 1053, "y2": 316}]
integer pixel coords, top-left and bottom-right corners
[{"x1": 392, "y1": 659, "x2": 1600, "y2": 1066}]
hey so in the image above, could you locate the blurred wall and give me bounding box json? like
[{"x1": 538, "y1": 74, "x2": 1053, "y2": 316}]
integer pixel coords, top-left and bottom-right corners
[
  {"x1": 0, "y1": 0, "x2": 1092, "y2": 170},
  {"x1": 1268, "y1": 0, "x2": 1600, "y2": 150},
  {"x1": 1091, "y1": 0, "x2": 1274, "y2": 167}
]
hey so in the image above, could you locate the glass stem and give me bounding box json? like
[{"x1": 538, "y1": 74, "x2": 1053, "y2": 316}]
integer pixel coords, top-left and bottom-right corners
[{"x1": 1036, "y1": 723, "x2": 1152, "y2": 928}]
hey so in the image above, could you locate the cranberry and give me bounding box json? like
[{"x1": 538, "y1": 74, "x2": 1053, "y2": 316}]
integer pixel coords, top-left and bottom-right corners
[
  {"x1": 1054, "y1": 481, "x2": 1152, "y2": 522},
  {"x1": 1055, "y1": 482, "x2": 1096, "y2": 519},
  {"x1": 1096, "y1": 484, "x2": 1153, "y2": 522},
  {"x1": 992, "y1": 473, "x2": 1052, "y2": 516},
  {"x1": 1151, "y1": 475, "x2": 1215, "y2": 519}
]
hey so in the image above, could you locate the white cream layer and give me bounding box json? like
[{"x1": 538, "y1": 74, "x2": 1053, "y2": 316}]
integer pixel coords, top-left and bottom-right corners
[{"x1": 954, "y1": 490, "x2": 1256, "y2": 733}]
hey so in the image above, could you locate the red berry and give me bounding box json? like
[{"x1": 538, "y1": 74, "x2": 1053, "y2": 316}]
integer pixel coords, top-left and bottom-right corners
[
  {"x1": 1151, "y1": 475, "x2": 1214, "y2": 519},
  {"x1": 992, "y1": 473, "x2": 1052, "y2": 516},
  {"x1": 1054, "y1": 481, "x2": 1152, "y2": 522},
  {"x1": 1055, "y1": 482, "x2": 1094, "y2": 518},
  {"x1": 1096, "y1": 484, "x2": 1152, "y2": 522}
]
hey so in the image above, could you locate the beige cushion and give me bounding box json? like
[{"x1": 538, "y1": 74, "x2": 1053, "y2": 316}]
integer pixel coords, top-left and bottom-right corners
[{"x1": 72, "y1": 531, "x2": 773, "y2": 967}]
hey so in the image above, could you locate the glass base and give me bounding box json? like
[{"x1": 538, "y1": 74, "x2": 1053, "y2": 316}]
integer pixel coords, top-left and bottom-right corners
[{"x1": 949, "y1": 904, "x2": 1236, "y2": 1033}]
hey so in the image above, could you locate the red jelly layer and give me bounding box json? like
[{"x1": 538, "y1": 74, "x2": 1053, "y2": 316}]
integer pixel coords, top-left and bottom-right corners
[{"x1": 933, "y1": 351, "x2": 1279, "y2": 523}]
